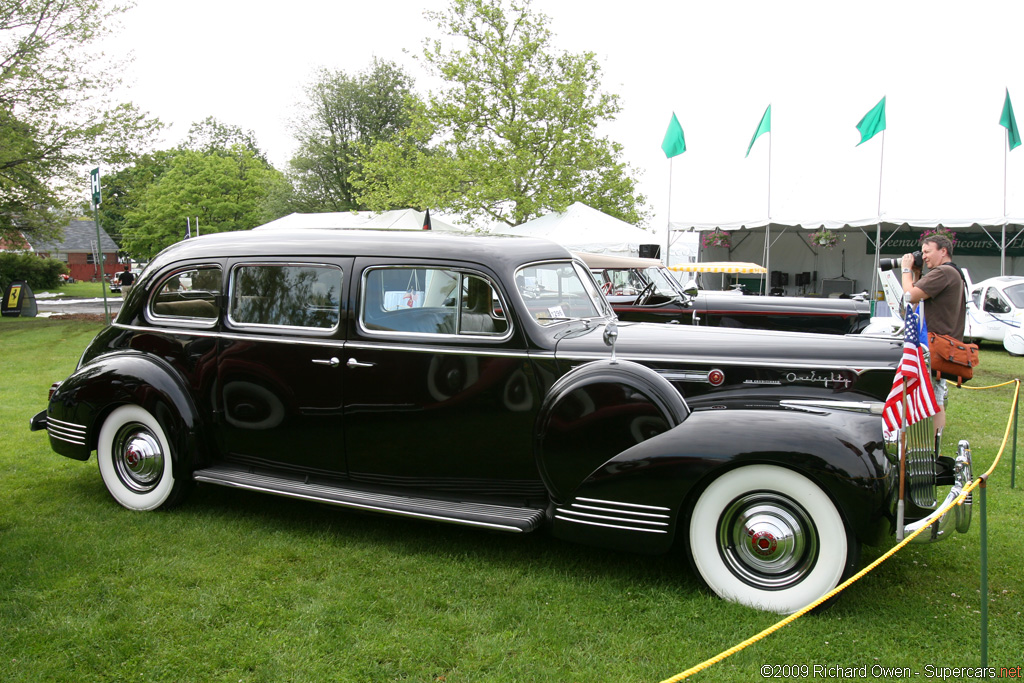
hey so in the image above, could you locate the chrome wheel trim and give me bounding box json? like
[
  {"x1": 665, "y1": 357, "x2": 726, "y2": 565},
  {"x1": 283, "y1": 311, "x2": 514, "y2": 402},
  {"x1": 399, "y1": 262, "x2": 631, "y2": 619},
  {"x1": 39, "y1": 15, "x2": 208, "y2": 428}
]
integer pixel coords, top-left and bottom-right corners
[
  {"x1": 717, "y1": 492, "x2": 818, "y2": 590},
  {"x1": 111, "y1": 422, "x2": 165, "y2": 493}
]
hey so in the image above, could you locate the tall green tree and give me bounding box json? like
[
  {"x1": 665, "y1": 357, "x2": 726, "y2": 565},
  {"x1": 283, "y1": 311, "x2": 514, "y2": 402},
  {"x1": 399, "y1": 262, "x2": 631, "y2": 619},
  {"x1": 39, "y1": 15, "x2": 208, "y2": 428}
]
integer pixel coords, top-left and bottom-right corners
[
  {"x1": 184, "y1": 116, "x2": 267, "y2": 163},
  {"x1": 121, "y1": 148, "x2": 289, "y2": 259},
  {"x1": 353, "y1": 0, "x2": 648, "y2": 227},
  {"x1": 0, "y1": 0, "x2": 162, "y2": 241},
  {"x1": 287, "y1": 59, "x2": 416, "y2": 212}
]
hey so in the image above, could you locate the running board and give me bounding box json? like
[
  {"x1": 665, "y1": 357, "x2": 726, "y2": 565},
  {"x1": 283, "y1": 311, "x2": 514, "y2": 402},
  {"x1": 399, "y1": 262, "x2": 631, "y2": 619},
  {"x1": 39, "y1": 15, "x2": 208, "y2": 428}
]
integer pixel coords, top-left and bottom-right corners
[{"x1": 193, "y1": 464, "x2": 547, "y2": 533}]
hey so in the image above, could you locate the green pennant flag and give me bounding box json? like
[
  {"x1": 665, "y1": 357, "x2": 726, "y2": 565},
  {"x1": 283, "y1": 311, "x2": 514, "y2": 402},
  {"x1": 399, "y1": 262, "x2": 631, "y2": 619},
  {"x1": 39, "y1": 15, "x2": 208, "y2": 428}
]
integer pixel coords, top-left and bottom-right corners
[
  {"x1": 662, "y1": 113, "x2": 686, "y2": 158},
  {"x1": 1000, "y1": 89, "x2": 1021, "y2": 151},
  {"x1": 745, "y1": 104, "x2": 771, "y2": 157},
  {"x1": 856, "y1": 96, "x2": 886, "y2": 146}
]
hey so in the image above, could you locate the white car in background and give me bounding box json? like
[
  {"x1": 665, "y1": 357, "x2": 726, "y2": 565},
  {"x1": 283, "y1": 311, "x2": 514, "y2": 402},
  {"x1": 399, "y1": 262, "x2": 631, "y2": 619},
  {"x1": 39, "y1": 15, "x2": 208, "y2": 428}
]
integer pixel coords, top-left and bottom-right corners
[{"x1": 966, "y1": 276, "x2": 1024, "y2": 355}]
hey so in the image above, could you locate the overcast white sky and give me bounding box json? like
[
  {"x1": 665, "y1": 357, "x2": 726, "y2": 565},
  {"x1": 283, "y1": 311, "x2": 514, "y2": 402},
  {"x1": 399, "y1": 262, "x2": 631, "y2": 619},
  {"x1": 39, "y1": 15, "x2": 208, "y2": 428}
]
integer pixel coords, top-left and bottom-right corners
[{"x1": 102, "y1": 0, "x2": 1024, "y2": 235}]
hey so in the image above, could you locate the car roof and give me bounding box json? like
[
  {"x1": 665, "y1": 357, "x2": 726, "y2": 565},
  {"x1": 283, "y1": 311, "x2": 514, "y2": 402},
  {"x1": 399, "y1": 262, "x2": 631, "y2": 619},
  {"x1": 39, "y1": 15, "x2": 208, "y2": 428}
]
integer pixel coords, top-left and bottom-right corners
[
  {"x1": 145, "y1": 229, "x2": 573, "y2": 273},
  {"x1": 573, "y1": 252, "x2": 663, "y2": 269}
]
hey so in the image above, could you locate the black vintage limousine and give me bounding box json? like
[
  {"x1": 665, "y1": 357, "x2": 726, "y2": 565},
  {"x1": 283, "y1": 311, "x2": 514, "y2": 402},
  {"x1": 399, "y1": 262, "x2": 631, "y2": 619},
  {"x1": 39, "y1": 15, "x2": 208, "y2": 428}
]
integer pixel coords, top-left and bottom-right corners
[
  {"x1": 581, "y1": 252, "x2": 875, "y2": 335},
  {"x1": 31, "y1": 230, "x2": 971, "y2": 612}
]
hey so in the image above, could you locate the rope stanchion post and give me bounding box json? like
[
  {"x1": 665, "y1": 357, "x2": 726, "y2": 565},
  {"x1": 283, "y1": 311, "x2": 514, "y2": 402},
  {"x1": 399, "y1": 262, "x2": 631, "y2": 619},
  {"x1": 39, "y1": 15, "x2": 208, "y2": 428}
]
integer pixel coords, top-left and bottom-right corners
[
  {"x1": 1012, "y1": 383, "x2": 1018, "y2": 489},
  {"x1": 979, "y1": 475, "x2": 989, "y2": 667}
]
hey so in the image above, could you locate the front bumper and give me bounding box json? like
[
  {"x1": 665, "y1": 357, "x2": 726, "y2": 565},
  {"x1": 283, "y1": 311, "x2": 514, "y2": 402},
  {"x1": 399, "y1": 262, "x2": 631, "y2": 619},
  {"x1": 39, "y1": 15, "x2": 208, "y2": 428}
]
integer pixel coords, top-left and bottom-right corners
[
  {"x1": 905, "y1": 440, "x2": 973, "y2": 543},
  {"x1": 30, "y1": 409, "x2": 47, "y2": 432}
]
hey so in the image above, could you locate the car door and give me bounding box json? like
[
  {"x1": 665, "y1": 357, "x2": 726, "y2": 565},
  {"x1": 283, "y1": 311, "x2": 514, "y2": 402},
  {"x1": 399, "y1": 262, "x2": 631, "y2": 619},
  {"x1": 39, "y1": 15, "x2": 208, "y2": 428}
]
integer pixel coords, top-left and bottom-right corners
[
  {"x1": 977, "y1": 286, "x2": 1013, "y2": 342},
  {"x1": 342, "y1": 260, "x2": 545, "y2": 498},
  {"x1": 216, "y1": 259, "x2": 351, "y2": 477}
]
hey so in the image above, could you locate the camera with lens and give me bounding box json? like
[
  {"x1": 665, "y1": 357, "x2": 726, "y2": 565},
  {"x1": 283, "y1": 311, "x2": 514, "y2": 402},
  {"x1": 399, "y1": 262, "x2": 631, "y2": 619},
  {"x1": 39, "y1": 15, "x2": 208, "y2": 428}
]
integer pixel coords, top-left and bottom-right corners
[{"x1": 879, "y1": 251, "x2": 922, "y2": 271}]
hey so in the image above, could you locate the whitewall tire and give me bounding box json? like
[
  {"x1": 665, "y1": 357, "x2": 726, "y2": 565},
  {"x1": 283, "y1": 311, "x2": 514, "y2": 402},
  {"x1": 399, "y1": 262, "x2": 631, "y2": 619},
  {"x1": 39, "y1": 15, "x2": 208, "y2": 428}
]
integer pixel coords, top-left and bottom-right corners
[
  {"x1": 689, "y1": 465, "x2": 851, "y2": 613},
  {"x1": 97, "y1": 405, "x2": 183, "y2": 511}
]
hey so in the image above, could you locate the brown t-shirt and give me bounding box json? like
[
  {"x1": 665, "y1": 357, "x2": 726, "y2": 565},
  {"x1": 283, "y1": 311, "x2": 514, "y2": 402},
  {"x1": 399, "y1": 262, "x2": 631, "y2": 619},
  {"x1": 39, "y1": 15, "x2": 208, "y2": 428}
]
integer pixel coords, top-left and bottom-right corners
[{"x1": 916, "y1": 264, "x2": 966, "y2": 340}]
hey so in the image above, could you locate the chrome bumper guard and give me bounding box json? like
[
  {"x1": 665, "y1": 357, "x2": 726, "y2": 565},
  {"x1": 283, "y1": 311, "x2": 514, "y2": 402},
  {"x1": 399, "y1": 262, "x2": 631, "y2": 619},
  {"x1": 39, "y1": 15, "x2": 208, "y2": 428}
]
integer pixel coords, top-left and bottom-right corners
[
  {"x1": 30, "y1": 409, "x2": 48, "y2": 432},
  {"x1": 905, "y1": 440, "x2": 972, "y2": 543}
]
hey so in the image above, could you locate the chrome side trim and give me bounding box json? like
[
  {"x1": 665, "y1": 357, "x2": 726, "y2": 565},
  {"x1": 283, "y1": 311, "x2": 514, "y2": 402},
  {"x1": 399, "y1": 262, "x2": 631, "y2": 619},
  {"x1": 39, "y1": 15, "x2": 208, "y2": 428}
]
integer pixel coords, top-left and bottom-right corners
[
  {"x1": 574, "y1": 496, "x2": 669, "y2": 511},
  {"x1": 46, "y1": 416, "x2": 87, "y2": 446},
  {"x1": 554, "y1": 514, "x2": 668, "y2": 534},
  {"x1": 556, "y1": 497, "x2": 671, "y2": 534},
  {"x1": 657, "y1": 370, "x2": 714, "y2": 384},
  {"x1": 780, "y1": 400, "x2": 884, "y2": 415},
  {"x1": 556, "y1": 352, "x2": 892, "y2": 374}
]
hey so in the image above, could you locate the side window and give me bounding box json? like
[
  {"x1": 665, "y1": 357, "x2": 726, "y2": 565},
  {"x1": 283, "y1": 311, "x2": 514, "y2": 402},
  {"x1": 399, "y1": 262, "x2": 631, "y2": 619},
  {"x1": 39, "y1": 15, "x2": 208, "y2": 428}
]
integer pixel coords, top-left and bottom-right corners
[
  {"x1": 229, "y1": 264, "x2": 342, "y2": 330},
  {"x1": 150, "y1": 266, "x2": 222, "y2": 321},
  {"x1": 972, "y1": 289, "x2": 983, "y2": 309},
  {"x1": 984, "y1": 289, "x2": 1011, "y2": 314},
  {"x1": 361, "y1": 267, "x2": 508, "y2": 336}
]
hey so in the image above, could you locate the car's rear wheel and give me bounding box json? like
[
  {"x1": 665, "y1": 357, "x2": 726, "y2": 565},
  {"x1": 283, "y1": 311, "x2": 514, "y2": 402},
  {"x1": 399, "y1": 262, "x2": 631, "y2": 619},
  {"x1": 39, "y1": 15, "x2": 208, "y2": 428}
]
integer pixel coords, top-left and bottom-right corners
[
  {"x1": 688, "y1": 464, "x2": 853, "y2": 613},
  {"x1": 97, "y1": 405, "x2": 187, "y2": 510}
]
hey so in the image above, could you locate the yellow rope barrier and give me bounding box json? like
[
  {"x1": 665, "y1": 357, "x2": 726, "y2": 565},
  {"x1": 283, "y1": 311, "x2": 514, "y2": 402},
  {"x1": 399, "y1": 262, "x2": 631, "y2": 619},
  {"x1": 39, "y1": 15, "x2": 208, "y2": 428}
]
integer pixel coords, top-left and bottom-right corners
[{"x1": 659, "y1": 379, "x2": 1020, "y2": 683}]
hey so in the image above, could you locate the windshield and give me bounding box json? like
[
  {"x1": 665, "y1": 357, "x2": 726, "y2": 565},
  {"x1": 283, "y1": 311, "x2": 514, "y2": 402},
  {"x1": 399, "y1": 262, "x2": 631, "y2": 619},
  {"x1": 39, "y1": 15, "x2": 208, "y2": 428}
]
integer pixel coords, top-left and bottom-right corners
[
  {"x1": 515, "y1": 261, "x2": 610, "y2": 325},
  {"x1": 642, "y1": 266, "x2": 686, "y2": 298},
  {"x1": 1005, "y1": 282, "x2": 1024, "y2": 308}
]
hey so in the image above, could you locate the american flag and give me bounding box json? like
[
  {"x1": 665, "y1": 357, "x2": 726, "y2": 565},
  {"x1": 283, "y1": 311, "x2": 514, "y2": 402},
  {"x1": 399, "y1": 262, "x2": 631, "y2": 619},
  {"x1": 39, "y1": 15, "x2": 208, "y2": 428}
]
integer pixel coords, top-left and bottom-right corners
[{"x1": 882, "y1": 304, "x2": 939, "y2": 435}]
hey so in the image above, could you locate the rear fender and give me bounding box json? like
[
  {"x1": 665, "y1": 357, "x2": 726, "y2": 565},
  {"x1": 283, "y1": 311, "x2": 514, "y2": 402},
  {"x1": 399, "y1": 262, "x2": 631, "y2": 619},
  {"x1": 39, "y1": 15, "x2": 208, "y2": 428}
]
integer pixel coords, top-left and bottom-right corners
[{"x1": 46, "y1": 351, "x2": 205, "y2": 477}]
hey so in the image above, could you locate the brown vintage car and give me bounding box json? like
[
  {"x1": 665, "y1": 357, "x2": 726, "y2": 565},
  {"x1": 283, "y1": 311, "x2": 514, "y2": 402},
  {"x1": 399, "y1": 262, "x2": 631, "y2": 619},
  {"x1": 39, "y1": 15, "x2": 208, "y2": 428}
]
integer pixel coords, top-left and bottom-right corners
[{"x1": 581, "y1": 252, "x2": 874, "y2": 335}]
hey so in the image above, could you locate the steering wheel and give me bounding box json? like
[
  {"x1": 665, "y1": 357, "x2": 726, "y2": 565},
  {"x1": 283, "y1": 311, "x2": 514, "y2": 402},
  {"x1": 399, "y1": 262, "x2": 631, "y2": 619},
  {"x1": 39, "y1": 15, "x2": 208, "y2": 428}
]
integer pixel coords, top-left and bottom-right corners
[
  {"x1": 634, "y1": 281, "x2": 656, "y2": 306},
  {"x1": 602, "y1": 281, "x2": 613, "y2": 295}
]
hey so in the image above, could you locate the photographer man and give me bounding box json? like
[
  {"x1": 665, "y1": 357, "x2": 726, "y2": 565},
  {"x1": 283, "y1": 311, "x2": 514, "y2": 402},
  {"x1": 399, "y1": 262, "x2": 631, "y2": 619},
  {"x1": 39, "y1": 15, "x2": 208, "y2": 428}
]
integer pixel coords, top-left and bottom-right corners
[{"x1": 900, "y1": 234, "x2": 966, "y2": 434}]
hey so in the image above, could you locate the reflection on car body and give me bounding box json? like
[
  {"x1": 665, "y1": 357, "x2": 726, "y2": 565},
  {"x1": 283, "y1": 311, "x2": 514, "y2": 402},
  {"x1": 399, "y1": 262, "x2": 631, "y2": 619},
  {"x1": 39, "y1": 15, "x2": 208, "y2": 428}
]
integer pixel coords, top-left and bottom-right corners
[{"x1": 30, "y1": 229, "x2": 972, "y2": 613}]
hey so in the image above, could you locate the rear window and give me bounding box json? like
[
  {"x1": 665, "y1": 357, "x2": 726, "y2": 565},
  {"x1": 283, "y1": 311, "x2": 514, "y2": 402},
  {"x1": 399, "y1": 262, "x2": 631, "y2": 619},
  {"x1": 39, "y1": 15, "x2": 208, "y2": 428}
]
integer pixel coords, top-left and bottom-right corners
[
  {"x1": 150, "y1": 266, "x2": 223, "y2": 322},
  {"x1": 229, "y1": 263, "x2": 342, "y2": 331}
]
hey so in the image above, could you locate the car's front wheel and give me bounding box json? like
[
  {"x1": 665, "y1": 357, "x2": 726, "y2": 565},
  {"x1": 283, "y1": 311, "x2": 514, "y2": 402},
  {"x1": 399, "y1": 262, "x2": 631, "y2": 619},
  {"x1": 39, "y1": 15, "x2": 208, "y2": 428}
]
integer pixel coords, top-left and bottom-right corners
[
  {"x1": 688, "y1": 464, "x2": 855, "y2": 613},
  {"x1": 97, "y1": 405, "x2": 188, "y2": 510}
]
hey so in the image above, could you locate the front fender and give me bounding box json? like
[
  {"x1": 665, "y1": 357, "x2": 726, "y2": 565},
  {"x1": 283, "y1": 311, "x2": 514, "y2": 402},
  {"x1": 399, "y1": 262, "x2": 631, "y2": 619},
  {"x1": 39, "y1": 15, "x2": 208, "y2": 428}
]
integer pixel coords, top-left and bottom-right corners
[
  {"x1": 46, "y1": 351, "x2": 206, "y2": 478},
  {"x1": 552, "y1": 405, "x2": 893, "y2": 555},
  {"x1": 535, "y1": 359, "x2": 689, "y2": 503}
]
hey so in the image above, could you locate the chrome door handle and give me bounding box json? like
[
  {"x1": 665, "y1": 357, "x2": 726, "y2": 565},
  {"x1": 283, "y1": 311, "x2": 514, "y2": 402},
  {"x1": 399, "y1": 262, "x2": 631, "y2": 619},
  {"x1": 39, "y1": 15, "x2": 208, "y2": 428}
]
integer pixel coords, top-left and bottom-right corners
[
  {"x1": 346, "y1": 358, "x2": 375, "y2": 369},
  {"x1": 312, "y1": 357, "x2": 340, "y2": 367}
]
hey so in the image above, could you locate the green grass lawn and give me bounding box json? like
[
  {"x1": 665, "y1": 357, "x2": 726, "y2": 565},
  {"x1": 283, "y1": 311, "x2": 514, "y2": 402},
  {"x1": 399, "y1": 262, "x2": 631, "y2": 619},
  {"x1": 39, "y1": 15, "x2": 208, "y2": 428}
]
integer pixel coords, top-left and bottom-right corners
[
  {"x1": 1, "y1": 317, "x2": 1021, "y2": 683},
  {"x1": 36, "y1": 280, "x2": 111, "y2": 299}
]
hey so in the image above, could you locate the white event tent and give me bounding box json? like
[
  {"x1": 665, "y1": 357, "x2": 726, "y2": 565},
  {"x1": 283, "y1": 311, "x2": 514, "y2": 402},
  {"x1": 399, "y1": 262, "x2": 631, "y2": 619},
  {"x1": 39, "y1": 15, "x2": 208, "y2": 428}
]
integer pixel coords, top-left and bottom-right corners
[
  {"x1": 496, "y1": 202, "x2": 693, "y2": 263},
  {"x1": 670, "y1": 217, "x2": 1024, "y2": 295}
]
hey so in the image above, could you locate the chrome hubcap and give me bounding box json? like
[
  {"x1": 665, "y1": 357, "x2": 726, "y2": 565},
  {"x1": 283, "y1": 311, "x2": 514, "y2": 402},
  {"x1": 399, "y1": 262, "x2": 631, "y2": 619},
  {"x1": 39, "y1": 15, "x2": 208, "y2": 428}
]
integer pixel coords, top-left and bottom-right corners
[
  {"x1": 112, "y1": 422, "x2": 164, "y2": 493},
  {"x1": 717, "y1": 492, "x2": 818, "y2": 589}
]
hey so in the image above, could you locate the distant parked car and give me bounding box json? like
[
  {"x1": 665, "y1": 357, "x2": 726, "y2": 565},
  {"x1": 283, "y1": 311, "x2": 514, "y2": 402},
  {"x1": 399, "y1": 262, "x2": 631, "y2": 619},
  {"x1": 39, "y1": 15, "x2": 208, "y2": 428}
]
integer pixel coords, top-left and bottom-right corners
[
  {"x1": 109, "y1": 271, "x2": 123, "y2": 293},
  {"x1": 31, "y1": 230, "x2": 971, "y2": 613},
  {"x1": 966, "y1": 276, "x2": 1024, "y2": 355},
  {"x1": 580, "y1": 252, "x2": 874, "y2": 335}
]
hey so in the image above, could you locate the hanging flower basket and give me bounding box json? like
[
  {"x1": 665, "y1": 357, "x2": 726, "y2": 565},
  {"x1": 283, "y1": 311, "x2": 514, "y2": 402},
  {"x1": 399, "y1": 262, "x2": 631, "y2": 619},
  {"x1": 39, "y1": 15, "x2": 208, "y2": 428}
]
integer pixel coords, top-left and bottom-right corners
[
  {"x1": 919, "y1": 227, "x2": 957, "y2": 247},
  {"x1": 809, "y1": 228, "x2": 838, "y2": 249},
  {"x1": 702, "y1": 229, "x2": 731, "y2": 249}
]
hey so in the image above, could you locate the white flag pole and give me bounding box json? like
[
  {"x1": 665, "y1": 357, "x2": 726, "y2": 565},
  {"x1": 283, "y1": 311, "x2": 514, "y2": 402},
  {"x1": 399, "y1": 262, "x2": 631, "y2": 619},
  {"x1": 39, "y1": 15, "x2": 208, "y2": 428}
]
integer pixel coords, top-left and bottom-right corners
[
  {"x1": 869, "y1": 130, "x2": 886, "y2": 314},
  {"x1": 666, "y1": 158, "x2": 673, "y2": 268},
  {"x1": 1003, "y1": 126, "x2": 1009, "y2": 277},
  {"x1": 764, "y1": 125, "x2": 772, "y2": 294}
]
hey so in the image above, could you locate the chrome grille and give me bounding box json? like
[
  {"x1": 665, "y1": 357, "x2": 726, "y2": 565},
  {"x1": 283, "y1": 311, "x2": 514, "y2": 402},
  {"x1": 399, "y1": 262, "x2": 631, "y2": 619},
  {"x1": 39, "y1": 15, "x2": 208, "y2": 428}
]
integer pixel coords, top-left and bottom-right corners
[{"x1": 904, "y1": 417, "x2": 937, "y2": 508}]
